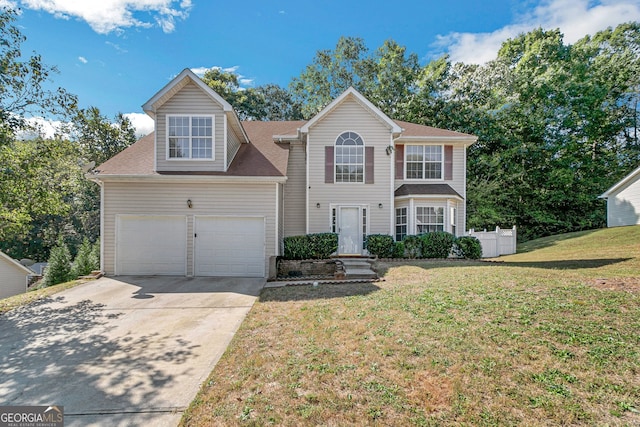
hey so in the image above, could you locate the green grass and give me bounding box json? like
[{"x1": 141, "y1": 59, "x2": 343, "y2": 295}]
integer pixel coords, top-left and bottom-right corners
[{"x1": 182, "y1": 226, "x2": 640, "y2": 426}]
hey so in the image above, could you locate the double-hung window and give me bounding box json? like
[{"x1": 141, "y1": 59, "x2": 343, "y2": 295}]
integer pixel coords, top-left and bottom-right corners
[
  {"x1": 395, "y1": 207, "x2": 407, "y2": 241},
  {"x1": 335, "y1": 132, "x2": 364, "y2": 183},
  {"x1": 405, "y1": 145, "x2": 442, "y2": 179},
  {"x1": 168, "y1": 115, "x2": 214, "y2": 159},
  {"x1": 416, "y1": 207, "x2": 444, "y2": 233}
]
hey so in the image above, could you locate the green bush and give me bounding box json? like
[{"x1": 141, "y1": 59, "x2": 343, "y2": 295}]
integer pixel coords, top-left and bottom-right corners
[
  {"x1": 403, "y1": 235, "x2": 422, "y2": 259},
  {"x1": 392, "y1": 241, "x2": 405, "y2": 258},
  {"x1": 455, "y1": 236, "x2": 482, "y2": 259},
  {"x1": 366, "y1": 234, "x2": 395, "y2": 258},
  {"x1": 421, "y1": 231, "x2": 456, "y2": 258},
  {"x1": 42, "y1": 237, "x2": 72, "y2": 287},
  {"x1": 308, "y1": 233, "x2": 338, "y2": 259},
  {"x1": 283, "y1": 233, "x2": 338, "y2": 259}
]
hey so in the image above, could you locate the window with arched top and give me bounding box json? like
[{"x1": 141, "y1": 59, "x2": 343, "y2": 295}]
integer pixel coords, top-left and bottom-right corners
[{"x1": 335, "y1": 131, "x2": 364, "y2": 183}]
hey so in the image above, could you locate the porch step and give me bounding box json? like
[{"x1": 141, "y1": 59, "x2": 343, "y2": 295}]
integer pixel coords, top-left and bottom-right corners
[{"x1": 338, "y1": 258, "x2": 378, "y2": 280}]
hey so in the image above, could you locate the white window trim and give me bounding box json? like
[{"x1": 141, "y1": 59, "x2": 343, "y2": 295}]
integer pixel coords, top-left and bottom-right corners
[
  {"x1": 415, "y1": 205, "x2": 445, "y2": 234},
  {"x1": 404, "y1": 143, "x2": 444, "y2": 181},
  {"x1": 334, "y1": 130, "x2": 365, "y2": 184},
  {"x1": 166, "y1": 114, "x2": 216, "y2": 161},
  {"x1": 395, "y1": 207, "x2": 408, "y2": 241}
]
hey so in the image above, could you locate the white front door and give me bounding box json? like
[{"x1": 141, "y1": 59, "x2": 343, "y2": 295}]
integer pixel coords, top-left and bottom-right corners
[{"x1": 338, "y1": 207, "x2": 361, "y2": 255}]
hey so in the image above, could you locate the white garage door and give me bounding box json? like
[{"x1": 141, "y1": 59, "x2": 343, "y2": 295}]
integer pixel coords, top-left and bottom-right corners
[
  {"x1": 195, "y1": 216, "x2": 265, "y2": 277},
  {"x1": 116, "y1": 215, "x2": 187, "y2": 275}
]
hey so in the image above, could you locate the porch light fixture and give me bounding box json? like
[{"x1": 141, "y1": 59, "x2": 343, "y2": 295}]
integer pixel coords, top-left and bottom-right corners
[
  {"x1": 385, "y1": 145, "x2": 394, "y2": 156},
  {"x1": 378, "y1": 203, "x2": 383, "y2": 209},
  {"x1": 187, "y1": 199, "x2": 193, "y2": 208},
  {"x1": 316, "y1": 203, "x2": 321, "y2": 208}
]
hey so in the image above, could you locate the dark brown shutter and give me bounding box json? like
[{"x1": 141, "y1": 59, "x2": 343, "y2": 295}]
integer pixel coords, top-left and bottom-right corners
[
  {"x1": 444, "y1": 145, "x2": 453, "y2": 180},
  {"x1": 325, "y1": 146, "x2": 334, "y2": 184},
  {"x1": 395, "y1": 144, "x2": 404, "y2": 179},
  {"x1": 365, "y1": 146, "x2": 374, "y2": 184}
]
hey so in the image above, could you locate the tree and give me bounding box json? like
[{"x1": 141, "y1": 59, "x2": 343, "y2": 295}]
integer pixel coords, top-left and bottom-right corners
[
  {"x1": 42, "y1": 237, "x2": 72, "y2": 287},
  {"x1": 201, "y1": 68, "x2": 302, "y2": 121},
  {"x1": 71, "y1": 237, "x2": 97, "y2": 277},
  {"x1": 0, "y1": 8, "x2": 76, "y2": 144}
]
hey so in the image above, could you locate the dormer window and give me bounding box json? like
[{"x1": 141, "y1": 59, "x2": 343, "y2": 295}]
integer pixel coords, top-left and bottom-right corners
[{"x1": 167, "y1": 115, "x2": 214, "y2": 159}]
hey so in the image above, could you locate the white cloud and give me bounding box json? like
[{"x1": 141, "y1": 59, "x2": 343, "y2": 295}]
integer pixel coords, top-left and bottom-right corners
[
  {"x1": 16, "y1": 116, "x2": 68, "y2": 140},
  {"x1": 105, "y1": 41, "x2": 127, "y2": 53},
  {"x1": 435, "y1": 0, "x2": 640, "y2": 64},
  {"x1": 124, "y1": 112, "x2": 154, "y2": 138},
  {"x1": 18, "y1": 0, "x2": 192, "y2": 34},
  {"x1": 78, "y1": 56, "x2": 87, "y2": 64},
  {"x1": 0, "y1": 0, "x2": 18, "y2": 9}
]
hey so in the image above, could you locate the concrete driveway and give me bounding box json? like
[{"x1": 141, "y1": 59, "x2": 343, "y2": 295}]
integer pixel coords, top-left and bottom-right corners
[{"x1": 0, "y1": 276, "x2": 265, "y2": 426}]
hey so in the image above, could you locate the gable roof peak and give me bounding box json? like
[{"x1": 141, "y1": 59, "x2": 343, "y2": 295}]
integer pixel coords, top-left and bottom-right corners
[
  {"x1": 300, "y1": 86, "x2": 402, "y2": 134},
  {"x1": 142, "y1": 68, "x2": 234, "y2": 117}
]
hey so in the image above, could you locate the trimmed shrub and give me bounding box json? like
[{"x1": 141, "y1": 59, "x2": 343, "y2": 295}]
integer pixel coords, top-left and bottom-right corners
[
  {"x1": 283, "y1": 233, "x2": 338, "y2": 259},
  {"x1": 366, "y1": 234, "x2": 395, "y2": 258},
  {"x1": 403, "y1": 235, "x2": 422, "y2": 259},
  {"x1": 392, "y1": 241, "x2": 405, "y2": 258},
  {"x1": 455, "y1": 236, "x2": 482, "y2": 259},
  {"x1": 307, "y1": 233, "x2": 338, "y2": 259},
  {"x1": 42, "y1": 238, "x2": 72, "y2": 287},
  {"x1": 421, "y1": 231, "x2": 456, "y2": 259},
  {"x1": 283, "y1": 235, "x2": 311, "y2": 259}
]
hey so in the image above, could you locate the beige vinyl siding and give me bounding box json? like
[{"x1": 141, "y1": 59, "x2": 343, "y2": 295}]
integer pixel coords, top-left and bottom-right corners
[
  {"x1": 283, "y1": 141, "x2": 306, "y2": 236},
  {"x1": 156, "y1": 81, "x2": 226, "y2": 172},
  {"x1": 307, "y1": 98, "x2": 393, "y2": 235},
  {"x1": 394, "y1": 144, "x2": 466, "y2": 196},
  {"x1": 227, "y1": 123, "x2": 242, "y2": 169},
  {"x1": 607, "y1": 178, "x2": 640, "y2": 227},
  {"x1": 0, "y1": 259, "x2": 27, "y2": 299},
  {"x1": 101, "y1": 180, "x2": 277, "y2": 276}
]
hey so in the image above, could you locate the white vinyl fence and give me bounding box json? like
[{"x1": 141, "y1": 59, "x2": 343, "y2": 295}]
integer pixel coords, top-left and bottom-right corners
[{"x1": 467, "y1": 226, "x2": 517, "y2": 258}]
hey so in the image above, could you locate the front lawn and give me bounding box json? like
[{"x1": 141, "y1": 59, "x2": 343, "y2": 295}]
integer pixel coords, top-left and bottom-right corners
[{"x1": 181, "y1": 226, "x2": 640, "y2": 426}]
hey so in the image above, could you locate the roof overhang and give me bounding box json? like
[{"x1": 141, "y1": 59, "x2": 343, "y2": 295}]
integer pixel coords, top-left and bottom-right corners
[
  {"x1": 0, "y1": 251, "x2": 34, "y2": 275},
  {"x1": 599, "y1": 164, "x2": 640, "y2": 198},
  {"x1": 87, "y1": 173, "x2": 287, "y2": 184},
  {"x1": 395, "y1": 136, "x2": 478, "y2": 146}
]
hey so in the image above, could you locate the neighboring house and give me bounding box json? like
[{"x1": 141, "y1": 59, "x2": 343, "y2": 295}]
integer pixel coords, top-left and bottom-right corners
[
  {"x1": 600, "y1": 165, "x2": 640, "y2": 227},
  {"x1": 0, "y1": 251, "x2": 32, "y2": 299},
  {"x1": 89, "y1": 69, "x2": 477, "y2": 278}
]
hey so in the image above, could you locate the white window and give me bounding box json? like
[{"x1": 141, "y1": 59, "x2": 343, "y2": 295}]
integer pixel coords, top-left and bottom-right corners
[
  {"x1": 168, "y1": 115, "x2": 214, "y2": 159},
  {"x1": 395, "y1": 207, "x2": 407, "y2": 241},
  {"x1": 451, "y1": 207, "x2": 457, "y2": 235},
  {"x1": 335, "y1": 131, "x2": 364, "y2": 183},
  {"x1": 416, "y1": 206, "x2": 444, "y2": 233},
  {"x1": 405, "y1": 145, "x2": 443, "y2": 179}
]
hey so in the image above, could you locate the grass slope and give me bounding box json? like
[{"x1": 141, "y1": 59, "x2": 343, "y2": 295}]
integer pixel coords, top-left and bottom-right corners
[{"x1": 182, "y1": 227, "x2": 640, "y2": 426}]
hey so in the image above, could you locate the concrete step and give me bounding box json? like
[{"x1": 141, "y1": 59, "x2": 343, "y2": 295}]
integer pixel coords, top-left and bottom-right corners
[{"x1": 345, "y1": 268, "x2": 378, "y2": 279}]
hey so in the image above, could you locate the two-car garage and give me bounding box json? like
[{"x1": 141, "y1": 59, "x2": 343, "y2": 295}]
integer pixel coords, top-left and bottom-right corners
[{"x1": 115, "y1": 215, "x2": 266, "y2": 277}]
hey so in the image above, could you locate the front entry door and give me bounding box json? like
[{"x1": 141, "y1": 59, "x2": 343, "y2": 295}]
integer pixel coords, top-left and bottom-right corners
[{"x1": 338, "y1": 207, "x2": 361, "y2": 255}]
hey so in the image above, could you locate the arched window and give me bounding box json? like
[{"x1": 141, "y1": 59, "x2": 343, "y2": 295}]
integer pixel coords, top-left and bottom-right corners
[{"x1": 335, "y1": 131, "x2": 364, "y2": 183}]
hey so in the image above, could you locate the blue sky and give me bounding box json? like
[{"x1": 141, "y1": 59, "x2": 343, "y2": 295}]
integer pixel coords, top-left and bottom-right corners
[{"x1": 4, "y1": 0, "x2": 640, "y2": 136}]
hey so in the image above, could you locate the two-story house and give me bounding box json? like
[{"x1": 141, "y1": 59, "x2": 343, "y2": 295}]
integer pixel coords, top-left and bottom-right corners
[{"x1": 90, "y1": 69, "x2": 477, "y2": 278}]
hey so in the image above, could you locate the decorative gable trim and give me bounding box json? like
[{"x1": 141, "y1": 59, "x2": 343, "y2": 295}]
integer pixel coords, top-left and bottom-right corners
[{"x1": 300, "y1": 87, "x2": 402, "y2": 134}]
